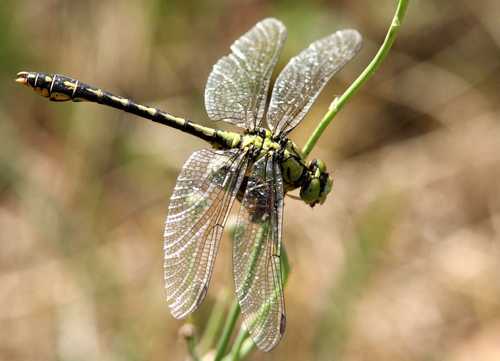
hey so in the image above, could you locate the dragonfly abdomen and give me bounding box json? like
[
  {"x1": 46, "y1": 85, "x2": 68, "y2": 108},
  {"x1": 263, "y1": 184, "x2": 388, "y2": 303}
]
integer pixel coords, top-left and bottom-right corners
[{"x1": 15, "y1": 71, "x2": 241, "y2": 148}]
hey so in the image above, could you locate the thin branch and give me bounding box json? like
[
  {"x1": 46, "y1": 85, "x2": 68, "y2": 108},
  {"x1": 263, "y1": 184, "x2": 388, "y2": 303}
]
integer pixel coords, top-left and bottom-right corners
[
  {"x1": 198, "y1": 291, "x2": 230, "y2": 353},
  {"x1": 187, "y1": 337, "x2": 201, "y2": 361},
  {"x1": 224, "y1": 328, "x2": 248, "y2": 361},
  {"x1": 302, "y1": 0, "x2": 410, "y2": 158},
  {"x1": 213, "y1": 301, "x2": 241, "y2": 361},
  {"x1": 179, "y1": 323, "x2": 201, "y2": 361}
]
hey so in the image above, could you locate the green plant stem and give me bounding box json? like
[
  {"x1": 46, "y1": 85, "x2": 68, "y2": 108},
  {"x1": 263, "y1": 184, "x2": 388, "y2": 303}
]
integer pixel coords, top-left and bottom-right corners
[
  {"x1": 199, "y1": 291, "x2": 229, "y2": 353},
  {"x1": 214, "y1": 300, "x2": 241, "y2": 361},
  {"x1": 187, "y1": 337, "x2": 201, "y2": 361},
  {"x1": 221, "y1": 332, "x2": 255, "y2": 361},
  {"x1": 225, "y1": 328, "x2": 249, "y2": 361},
  {"x1": 236, "y1": 338, "x2": 255, "y2": 360},
  {"x1": 301, "y1": 0, "x2": 410, "y2": 158}
]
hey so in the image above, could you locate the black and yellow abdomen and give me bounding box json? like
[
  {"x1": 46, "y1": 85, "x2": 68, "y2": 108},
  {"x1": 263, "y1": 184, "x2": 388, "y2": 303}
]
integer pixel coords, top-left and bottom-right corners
[{"x1": 15, "y1": 71, "x2": 240, "y2": 149}]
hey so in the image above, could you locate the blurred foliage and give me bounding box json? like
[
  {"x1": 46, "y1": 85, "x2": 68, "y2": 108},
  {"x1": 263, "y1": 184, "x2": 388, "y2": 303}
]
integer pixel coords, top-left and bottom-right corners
[
  {"x1": 1, "y1": 1, "x2": 500, "y2": 361},
  {"x1": 314, "y1": 195, "x2": 401, "y2": 360}
]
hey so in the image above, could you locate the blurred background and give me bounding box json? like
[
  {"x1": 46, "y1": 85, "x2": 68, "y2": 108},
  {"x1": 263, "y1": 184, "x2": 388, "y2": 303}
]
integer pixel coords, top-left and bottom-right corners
[{"x1": 1, "y1": 1, "x2": 499, "y2": 360}]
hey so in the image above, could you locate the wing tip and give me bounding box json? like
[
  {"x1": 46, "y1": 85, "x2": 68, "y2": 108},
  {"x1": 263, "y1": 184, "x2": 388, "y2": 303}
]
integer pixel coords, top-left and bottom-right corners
[
  {"x1": 259, "y1": 312, "x2": 285, "y2": 352},
  {"x1": 253, "y1": 326, "x2": 285, "y2": 352},
  {"x1": 279, "y1": 312, "x2": 286, "y2": 336},
  {"x1": 260, "y1": 17, "x2": 286, "y2": 31},
  {"x1": 338, "y1": 28, "x2": 363, "y2": 50},
  {"x1": 167, "y1": 285, "x2": 208, "y2": 320}
]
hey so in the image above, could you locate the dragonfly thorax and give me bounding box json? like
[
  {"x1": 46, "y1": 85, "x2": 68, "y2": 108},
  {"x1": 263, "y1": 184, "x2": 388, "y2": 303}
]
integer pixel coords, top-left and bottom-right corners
[
  {"x1": 239, "y1": 129, "x2": 333, "y2": 207},
  {"x1": 240, "y1": 128, "x2": 281, "y2": 157}
]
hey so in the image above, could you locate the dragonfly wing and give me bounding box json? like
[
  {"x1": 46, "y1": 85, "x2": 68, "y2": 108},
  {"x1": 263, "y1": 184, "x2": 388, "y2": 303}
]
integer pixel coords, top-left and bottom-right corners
[
  {"x1": 205, "y1": 18, "x2": 287, "y2": 131},
  {"x1": 233, "y1": 155, "x2": 285, "y2": 351},
  {"x1": 267, "y1": 29, "x2": 362, "y2": 136},
  {"x1": 164, "y1": 149, "x2": 248, "y2": 319}
]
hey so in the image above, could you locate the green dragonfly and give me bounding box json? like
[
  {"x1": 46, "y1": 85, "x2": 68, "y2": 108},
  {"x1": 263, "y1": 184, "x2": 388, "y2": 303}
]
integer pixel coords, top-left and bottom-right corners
[{"x1": 16, "y1": 18, "x2": 362, "y2": 351}]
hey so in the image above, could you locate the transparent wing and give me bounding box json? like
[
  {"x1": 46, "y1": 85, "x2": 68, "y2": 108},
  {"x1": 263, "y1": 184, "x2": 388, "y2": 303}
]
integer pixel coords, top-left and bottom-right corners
[
  {"x1": 164, "y1": 148, "x2": 248, "y2": 319},
  {"x1": 267, "y1": 29, "x2": 362, "y2": 135},
  {"x1": 233, "y1": 155, "x2": 285, "y2": 351},
  {"x1": 205, "y1": 18, "x2": 287, "y2": 131}
]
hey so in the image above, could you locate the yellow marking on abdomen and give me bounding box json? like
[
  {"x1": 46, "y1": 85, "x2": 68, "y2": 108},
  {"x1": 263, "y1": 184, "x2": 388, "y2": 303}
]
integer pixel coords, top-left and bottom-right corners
[
  {"x1": 137, "y1": 104, "x2": 157, "y2": 116},
  {"x1": 88, "y1": 88, "x2": 104, "y2": 97},
  {"x1": 110, "y1": 96, "x2": 129, "y2": 107},
  {"x1": 63, "y1": 81, "x2": 77, "y2": 91}
]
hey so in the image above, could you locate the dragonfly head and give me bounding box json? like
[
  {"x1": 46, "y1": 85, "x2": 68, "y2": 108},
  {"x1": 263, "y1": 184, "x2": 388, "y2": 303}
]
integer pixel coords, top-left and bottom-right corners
[{"x1": 300, "y1": 159, "x2": 333, "y2": 207}]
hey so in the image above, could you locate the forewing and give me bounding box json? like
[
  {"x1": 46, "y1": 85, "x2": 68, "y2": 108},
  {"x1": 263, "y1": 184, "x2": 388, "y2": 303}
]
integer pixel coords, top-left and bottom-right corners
[
  {"x1": 205, "y1": 18, "x2": 287, "y2": 131},
  {"x1": 267, "y1": 29, "x2": 362, "y2": 135},
  {"x1": 233, "y1": 155, "x2": 285, "y2": 351},
  {"x1": 164, "y1": 149, "x2": 248, "y2": 319}
]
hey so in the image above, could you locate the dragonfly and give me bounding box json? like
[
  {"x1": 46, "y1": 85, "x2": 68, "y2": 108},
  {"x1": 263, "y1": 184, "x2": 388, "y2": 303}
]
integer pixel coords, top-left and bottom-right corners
[{"x1": 16, "y1": 18, "x2": 362, "y2": 351}]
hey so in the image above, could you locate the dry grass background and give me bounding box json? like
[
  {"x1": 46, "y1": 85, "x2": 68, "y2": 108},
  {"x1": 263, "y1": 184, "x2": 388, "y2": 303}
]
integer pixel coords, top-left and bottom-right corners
[{"x1": 1, "y1": 1, "x2": 499, "y2": 360}]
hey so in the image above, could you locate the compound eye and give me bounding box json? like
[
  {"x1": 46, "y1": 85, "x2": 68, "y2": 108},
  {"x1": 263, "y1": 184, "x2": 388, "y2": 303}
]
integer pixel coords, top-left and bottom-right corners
[
  {"x1": 309, "y1": 159, "x2": 326, "y2": 173},
  {"x1": 300, "y1": 178, "x2": 321, "y2": 206},
  {"x1": 316, "y1": 159, "x2": 327, "y2": 173},
  {"x1": 319, "y1": 176, "x2": 333, "y2": 204}
]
